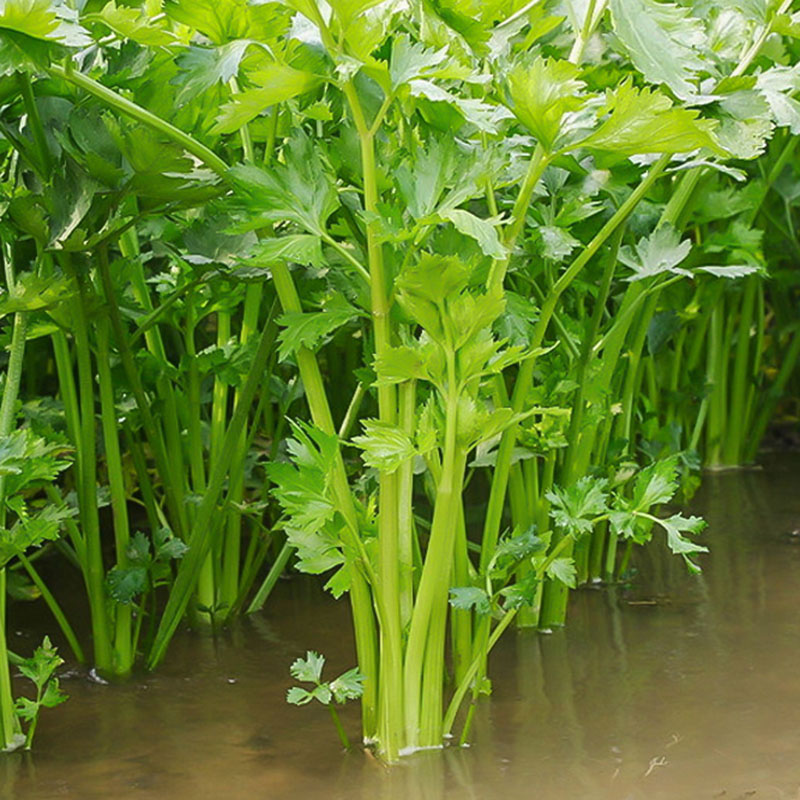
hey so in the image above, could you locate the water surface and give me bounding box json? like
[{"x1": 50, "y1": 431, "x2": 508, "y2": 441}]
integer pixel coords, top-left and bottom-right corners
[{"x1": 5, "y1": 455, "x2": 800, "y2": 799}]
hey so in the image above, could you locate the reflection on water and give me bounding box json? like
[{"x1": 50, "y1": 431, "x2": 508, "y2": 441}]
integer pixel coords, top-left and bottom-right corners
[{"x1": 5, "y1": 454, "x2": 800, "y2": 799}]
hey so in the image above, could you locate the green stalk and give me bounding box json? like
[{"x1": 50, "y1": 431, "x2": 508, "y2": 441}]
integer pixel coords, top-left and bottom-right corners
[
  {"x1": 16, "y1": 73, "x2": 51, "y2": 175},
  {"x1": 617, "y1": 294, "x2": 660, "y2": 447},
  {"x1": 743, "y1": 280, "x2": 765, "y2": 439},
  {"x1": 146, "y1": 312, "x2": 279, "y2": 668},
  {"x1": 329, "y1": 705, "x2": 351, "y2": 750},
  {"x1": 184, "y1": 292, "x2": 213, "y2": 620},
  {"x1": 96, "y1": 312, "x2": 133, "y2": 676},
  {"x1": 562, "y1": 227, "x2": 623, "y2": 484},
  {"x1": 480, "y1": 155, "x2": 671, "y2": 575},
  {"x1": 450, "y1": 502, "x2": 473, "y2": 684},
  {"x1": 665, "y1": 325, "x2": 688, "y2": 427},
  {"x1": 0, "y1": 258, "x2": 28, "y2": 746},
  {"x1": 245, "y1": 540, "x2": 293, "y2": 614},
  {"x1": 723, "y1": 277, "x2": 756, "y2": 464},
  {"x1": 121, "y1": 236, "x2": 188, "y2": 539},
  {"x1": 0, "y1": 571, "x2": 19, "y2": 750},
  {"x1": 184, "y1": 294, "x2": 206, "y2": 494},
  {"x1": 123, "y1": 425, "x2": 162, "y2": 538},
  {"x1": 567, "y1": 0, "x2": 607, "y2": 64},
  {"x1": 17, "y1": 554, "x2": 85, "y2": 664},
  {"x1": 705, "y1": 305, "x2": 724, "y2": 465},
  {"x1": 220, "y1": 284, "x2": 264, "y2": 618},
  {"x1": 51, "y1": 332, "x2": 81, "y2": 454},
  {"x1": 509, "y1": 465, "x2": 537, "y2": 626},
  {"x1": 47, "y1": 64, "x2": 228, "y2": 176},
  {"x1": 397, "y1": 380, "x2": 416, "y2": 631},
  {"x1": 746, "y1": 328, "x2": 800, "y2": 460},
  {"x1": 56, "y1": 52, "x2": 377, "y2": 733},
  {"x1": 271, "y1": 261, "x2": 378, "y2": 740},
  {"x1": 403, "y1": 350, "x2": 463, "y2": 749},
  {"x1": 97, "y1": 248, "x2": 187, "y2": 544},
  {"x1": 195, "y1": 302, "x2": 232, "y2": 622},
  {"x1": 343, "y1": 81, "x2": 404, "y2": 760},
  {"x1": 487, "y1": 144, "x2": 549, "y2": 293},
  {"x1": 443, "y1": 534, "x2": 575, "y2": 737},
  {"x1": 66, "y1": 264, "x2": 114, "y2": 675}
]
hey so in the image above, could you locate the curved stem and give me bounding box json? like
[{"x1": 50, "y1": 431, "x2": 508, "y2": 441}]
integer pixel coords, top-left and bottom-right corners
[{"x1": 48, "y1": 64, "x2": 229, "y2": 176}]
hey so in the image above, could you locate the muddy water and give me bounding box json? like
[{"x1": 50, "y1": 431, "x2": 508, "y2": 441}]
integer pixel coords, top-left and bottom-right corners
[{"x1": 4, "y1": 455, "x2": 800, "y2": 800}]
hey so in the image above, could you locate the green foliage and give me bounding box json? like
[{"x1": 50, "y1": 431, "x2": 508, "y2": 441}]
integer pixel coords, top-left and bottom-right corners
[
  {"x1": 579, "y1": 83, "x2": 723, "y2": 157},
  {"x1": 106, "y1": 528, "x2": 188, "y2": 604},
  {"x1": 0, "y1": 430, "x2": 72, "y2": 567},
  {"x1": 286, "y1": 650, "x2": 365, "y2": 747},
  {"x1": 547, "y1": 477, "x2": 608, "y2": 537},
  {"x1": 277, "y1": 300, "x2": 359, "y2": 361},
  {"x1": 506, "y1": 57, "x2": 584, "y2": 152},
  {"x1": 352, "y1": 419, "x2": 417, "y2": 472},
  {"x1": 619, "y1": 226, "x2": 693, "y2": 281},
  {"x1": 228, "y1": 132, "x2": 338, "y2": 236},
  {"x1": 15, "y1": 636, "x2": 68, "y2": 750},
  {"x1": 0, "y1": 0, "x2": 793, "y2": 761},
  {"x1": 609, "y1": 0, "x2": 707, "y2": 101}
]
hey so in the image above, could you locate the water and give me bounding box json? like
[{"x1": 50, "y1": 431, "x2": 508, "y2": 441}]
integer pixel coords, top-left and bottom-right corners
[{"x1": 4, "y1": 455, "x2": 800, "y2": 799}]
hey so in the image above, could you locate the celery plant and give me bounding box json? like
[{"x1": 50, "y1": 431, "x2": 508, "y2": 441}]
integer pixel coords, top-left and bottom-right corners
[{"x1": 0, "y1": 0, "x2": 797, "y2": 766}]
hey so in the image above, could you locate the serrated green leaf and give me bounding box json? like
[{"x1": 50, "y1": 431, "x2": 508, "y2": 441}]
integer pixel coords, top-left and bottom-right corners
[
  {"x1": 609, "y1": 0, "x2": 706, "y2": 101},
  {"x1": 579, "y1": 83, "x2": 722, "y2": 157},
  {"x1": 439, "y1": 209, "x2": 506, "y2": 258},
  {"x1": 17, "y1": 636, "x2": 62, "y2": 688},
  {"x1": 106, "y1": 565, "x2": 149, "y2": 604},
  {"x1": 545, "y1": 556, "x2": 577, "y2": 588},
  {"x1": 40, "y1": 678, "x2": 68, "y2": 709},
  {"x1": 286, "y1": 686, "x2": 314, "y2": 705},
  {"x1": 165, "y1": 0, "x2": 248, "y2": 44},
  {"x1": 500, "y1": 572, "x2": 540, "y2": 610},
  {"x1": 449, "y1": 586, "x2": 491, "y2": 614},
  {"x1": 390, "y1": 34, "x2": 448, "y2": 89},
  {"x1": 212, "y1": 64, "x2": 322, "y2": 134},
  {"x1": 547, "y1": 477, "x2": 608, "y2": 536},
  {"x1": 696, "y1": 264, "x2": 759, "y2": 278},
  {"x1": 268, "y1": 462, "x2": 335, "y2": 530},
  {"x1": 228, "y1": 132, "x2": 338, "y2": 235},
  {"x1": 618, "y1": 225, "x2": 693, "y2": 281},
  {"x1": 0, "y1": 272, "x2": 73, "y2": 317},
  {"x1": 277, "y1": 307, "x2": 356, "y2": 361},
  {"x1": 329, "y1": 667, "x2": 366, "y2": 702},
  {"x1": 127, "y1": 531, "x2": 152, "y2": 566},
  {"x1": 241, "y1": 235, "x2": 324, "y2": 269},
  {"x1": 373, "y1": 345, "x2": 430, "y2": 385},
  {"x1": 14, "y1": 696, "x2": 38, "y2": 722},
  {"x1": 173, "y1": 41, "x2": 254, "y2": 104},
  {"x1": 631, "y1": 458, "x2": 679, "y2": 508},
  {"x1": 507, "y1": 56, "x2": 585, "y2": 151},
  {"x1": 0, "y1": 0, "x2": 91, "y2": 47},
  {"x1": 538, "y1": 225, "x2": 580, "y2": 262},
  {"x1": 756, "y1": 66, "x2": 800, "y2": 134},
  {"x1": 489, "y1": 524, "x2": 546, "y2": 577},
  {"x1": 93, "y1": 1, "x2": 178, "y2": 46},
  {"x1": 352, "y1": 419, "x2": 416, "y2": 472},
  {"x1": 324, "y1": 562, "x2": 351, "y2": 598},
  {"x1": 661, "y1": 513, "x2": 708, "y2": 552},
  {"x1": 290, "y1": 650, "x2": 326, "y2": 683},
  {"x1": 154, "y1": 527, "x2": 188, "y2": 561}
]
